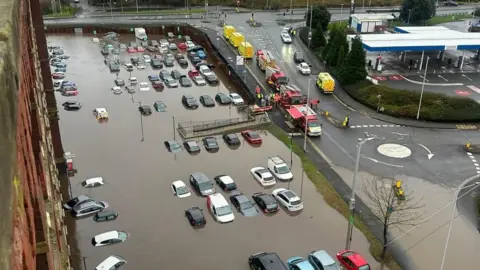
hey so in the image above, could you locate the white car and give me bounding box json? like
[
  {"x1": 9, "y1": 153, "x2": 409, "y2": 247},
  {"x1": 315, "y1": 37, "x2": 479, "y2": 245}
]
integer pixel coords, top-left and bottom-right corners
[
  {"x1": 137, "y1": 63, "x2": 146, "y2": 69},
  {"x1": 139, "y1": 82, "x2": 150, "y2": 91},
  {"x1": 272, "y1": 188, "x2": 304, "y2": 212},
  {"x1": 186, "y1": 40, "x2": 195, "y2": 49},
  {"x1": 297, "y1": 62, "x2": 311, "y2": 75},
  {"x1": 129, "y1": 77, "x2": 138, "y2": 84},
  {"x1": 169, "y1": 43, "x2": 178, "y2": 50},
  {"x1": 95, "y1": 255, "x2": 127, "y2": 270},
  {"x1": 92, "y1": 230, "x2": 128, "y2": 247},
  {"x1": 281, "y1": 33, "x2": 292, "y2": 43},
  {"x1": 143, "y1": 55, "x2": 151, "y2": 63},
  {"x1": 267, "y1": 156, "x2": 293, "y2": 181},
  {"x1": 159, "y1": 39, "x2": 169, "y2": 47},
  {"x1": 171, "y1": 180, "x2": 191, "y2": 198},
  {"x1": 250, "y1": 167, "x2": 276, "y2": 187},
  {"x1": 93, "y1": 108, "x2": 109, "y2": 119},
  {"x1": 159, "y1": 45, "x2": 168, "y2": 53},
  {"x1": 228, "y1": 93, "x2": 244, "y2": 105},
  {"x1": 207, "y1": 193, "x2": 235, "y2": 223},
  {"x1": 193, "y1": 75, "x2": 206, "y2": 86},
  {"x1": 198, "y1": 65, "x2": 213, "y2": 76},
  {"x1": 80, "y1": 177, "x2": 104, "y2": 188}
]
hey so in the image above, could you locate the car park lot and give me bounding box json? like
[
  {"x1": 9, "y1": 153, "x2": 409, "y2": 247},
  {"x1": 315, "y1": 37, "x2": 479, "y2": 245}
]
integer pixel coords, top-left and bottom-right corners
[{"x1": 49, "y1": 34, "x2": 377, "y2": 270}]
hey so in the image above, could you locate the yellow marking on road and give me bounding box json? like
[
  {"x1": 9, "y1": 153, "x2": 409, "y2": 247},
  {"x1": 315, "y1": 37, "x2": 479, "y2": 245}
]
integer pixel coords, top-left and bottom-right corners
[{"x1": 457, "y1": 124, "x2": 478, "y2": 130}]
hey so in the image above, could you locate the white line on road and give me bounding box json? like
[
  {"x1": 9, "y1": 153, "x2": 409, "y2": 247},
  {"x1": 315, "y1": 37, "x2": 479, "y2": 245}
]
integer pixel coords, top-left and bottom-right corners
[
  {"x1": 467, "y1": 85, "x2": 480, "y2": 95},
  {"x1": 437, "y1": 75, "x2": 448, "y2": 82},
  {"x1": 419, "y1": 75, "x2": 430, "y2": 82},
  {"x1": 462, "y1": 74, "x2": 473, "y2": 81},
  {"x1": 362, "y1": 155, "x2": 404, "y2": 168}
]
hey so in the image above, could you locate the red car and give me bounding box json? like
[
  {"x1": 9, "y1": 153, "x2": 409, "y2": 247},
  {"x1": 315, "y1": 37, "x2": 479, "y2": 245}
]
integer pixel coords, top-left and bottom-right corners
[
  {"x1": 188, "y1": 69, "x2": 200, "y2": 79},
  {"x1": 336, "y1": 250, "x2": 370, "y2": 270},
  {"x1": 241, "y1": 130, "x2": 262, "y2": 144},
  {"x1": 52, "y1": 72, "x2": 65, "y2": 79},
  {"x1": 178, "y1": 42, "x2": 187, "y2": 50},
  {"x1": 61, "y1": 89, "x2": 79, "y2": 96},
  {"x1": 136, "y1": 46, "x2": 145, "y2": 52},
  {"x1": 152, "y1": 81, "x2": 165, "y2": 90},
  {"x1": 127, "y1": 47, "x2": 136, "y2": 53}
]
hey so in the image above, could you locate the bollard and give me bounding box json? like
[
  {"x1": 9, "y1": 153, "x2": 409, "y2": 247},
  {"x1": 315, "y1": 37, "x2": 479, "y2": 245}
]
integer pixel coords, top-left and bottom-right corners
[
  {"x1": 467, "y1": 141, "x2": 471, "y2": 149},
  {"x1": 325, "y1": 111, "x2": 329, "y2": 116}
]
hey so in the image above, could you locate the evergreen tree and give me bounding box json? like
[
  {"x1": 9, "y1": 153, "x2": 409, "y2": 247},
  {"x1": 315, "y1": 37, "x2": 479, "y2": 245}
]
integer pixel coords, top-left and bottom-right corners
[
  {"x1": 322, "y1": 27, "x2": 338, "y2": 60},
  {"x1": 400, "y1": 0, "x2": 436, "y2": 24},
  {"x1": 311, "y1": 24, "x2": 326, "y2": 49},
  {"x1": 326, "y1": 31, "x2": 347, "y2": 67},
  {"x1": 338, "y1": 36, "x2": 367, "y2": 85},
  {"x1": 306, "y1": 5, "x2": 332, "y2": 32},
  {"x1": 336, "y1": 45, "x2": 346, "y2": 69}
]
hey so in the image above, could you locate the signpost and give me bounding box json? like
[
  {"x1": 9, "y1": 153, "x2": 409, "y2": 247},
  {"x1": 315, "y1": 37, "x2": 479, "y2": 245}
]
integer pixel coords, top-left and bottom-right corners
[{"x1": 236, "y1": 56, "x2": 244, "y2": 66}]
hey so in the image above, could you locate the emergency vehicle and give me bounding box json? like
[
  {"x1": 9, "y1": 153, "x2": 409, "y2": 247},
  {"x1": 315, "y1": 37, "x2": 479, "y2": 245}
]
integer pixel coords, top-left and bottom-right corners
[
  {"x1": 287, "y1": 105, "x2": 322, "y2": 137},
  {"x1": 278, "y1": 84, "x2": 307, "y2": 108},
  {"x1": 266, "y1": 66, "x2": 288, "y2": 90},
  {"x1": 316, "y1": 72, "x2": 335, "y2": 94},
  {"x1": 256, "y1": 50, "x2": 277, "y2": 71}
]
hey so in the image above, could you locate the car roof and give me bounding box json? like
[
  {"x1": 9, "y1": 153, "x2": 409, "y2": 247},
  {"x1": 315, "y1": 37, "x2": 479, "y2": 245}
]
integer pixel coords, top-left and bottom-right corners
[
  {"x1": 218, "y1": 175, "x2": 234, "y2": 184},
  {"x1": 188, "y1": 207, "x2": 203, "y2": 218},
  {"x1": 184, "y1": 94, "x2": 194, "y2": 98},
  {"x1": 95, "y1": 108, "x2": 107, "y2": 112},
  {"x1": 342, "y1": 251, "x2": 368, "y2": 265},
  {"x1": 295, "y1": 260, "x2": 315, "y2": 270},
  {"x1": 96, "y1": 255, "x2": 125, "y2": 268},
  {"x1": 259, "y1": 193, "x2": 275, "y2": 203},
  {"x1": 208, "y1": 193, "x2": 229, "y2": 207},
  {"x1": 186, "y1": 141, "x2": 199, "y2": 146},
  {"x1": 257, "y1": 168, "x2": 270, "y2": 175},
  {"x1": 173, "y1": 180, "x2": 187, "y2": 188},
  {"x1": 257, "y1": 252, "x2": 287, "y2": 269},
  {"x1": 310, "y1": 250, "x2": 336, "y2": 265},
  {"x1": 229, "y1": 93, "x2": 240, "y2": 97},
  {"x1": 74, "y1": 200, "x2": 99, "y2": 210},
  {"x1": 167, "y1": 140, "x2": 179, "y2": 145},
  {"x1": 270, "y1": 156, "x2": 286, "y2": 165},
  {"x1": 226, "y1": 133, "x2": 238, "y2": 139},
  {"x1": 191, "y1": 172, "x2": 210, "y2": 183},
  {"x1": 280, "y1": 190, "x2": 298, "y2": 200},
  {"x1": 235, "y1": 194, "x2": 249, "y2": 203},
  {"x1": 94, "y1": 230, "x2": 120, "y2": 242},
  {"x1": 85, "y1": 177, "x2": 103, "y2": 184}
]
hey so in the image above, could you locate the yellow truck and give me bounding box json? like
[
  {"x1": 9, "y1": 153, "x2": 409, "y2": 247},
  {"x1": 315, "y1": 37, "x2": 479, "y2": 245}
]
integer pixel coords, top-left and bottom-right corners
[
  {"x1": 317, "y1": 72, "x2": 335, "y2": 94},
  {"x1": 238, "y1": 42, "x2": 254, "y2": 59},
  {"x1": 223, "y1": 25, "x2": 235, "y2": 40},
  {"x1": 229, "y1": 32, "x2": 245, "y2": 48}
]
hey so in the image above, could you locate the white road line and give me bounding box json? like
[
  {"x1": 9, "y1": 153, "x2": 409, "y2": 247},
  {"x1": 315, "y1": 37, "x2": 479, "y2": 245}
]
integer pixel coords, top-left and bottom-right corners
[
  {"x1": 467, "y1": 152, "x2": 473, "y2": 156},
  {"x1": 362, "y1": 125, "x2": 368, "y2": 128},
  {"x1": 462, "y1": 74, "x2": 473, "y2": 81},
  {"x1": 467, "y1": 85, "x2": 480, "y2": 95},
  {"x1": 376, "y1": 125, "x2": 381, "y2": 127},
  {"x1": 437, "y1": 75, "x2": 448, "y2": 82},
  {"x1": 369, "y1": 125, "x2": 375, "y2": 127}
]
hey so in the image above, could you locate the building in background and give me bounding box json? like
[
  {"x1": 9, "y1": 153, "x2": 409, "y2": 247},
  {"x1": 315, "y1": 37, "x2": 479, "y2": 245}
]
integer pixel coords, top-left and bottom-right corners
[{"x1": 0, "y1": 0, "x2": 70, "y2": 269}]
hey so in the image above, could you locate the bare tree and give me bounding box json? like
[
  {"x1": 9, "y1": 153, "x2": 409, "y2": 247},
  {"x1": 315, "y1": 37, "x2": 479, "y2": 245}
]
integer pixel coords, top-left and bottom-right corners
[{"x1": 363, "y1": 177, "x2": 426, "y2": 259}]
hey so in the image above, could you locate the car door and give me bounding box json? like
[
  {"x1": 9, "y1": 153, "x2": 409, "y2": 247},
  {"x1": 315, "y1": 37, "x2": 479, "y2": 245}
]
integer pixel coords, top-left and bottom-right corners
[
  {"x1": 172, "y1": 185, "x2": 177, "y2": 195},
  {"x1": 310, "y1": 256, "x2": 324, "y2": 270},
  {"x1": 231, "y1": 197, "x2": 239, "y2": 210},
  {"x1": 341, "y1": 256, "x2": 354, "y2": 270},
  {"x1": 277, "y1": 194, "x2": 288, "y2": 207},
  {"x1": 254, "y1": 171, "x2": 263, "y2": 182}
]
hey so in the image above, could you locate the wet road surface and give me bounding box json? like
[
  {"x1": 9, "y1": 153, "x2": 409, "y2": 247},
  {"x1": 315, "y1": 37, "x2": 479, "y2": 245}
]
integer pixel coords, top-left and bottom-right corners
[{"x1": 48, "y1": 34, "x2": 378, "y2": 270}]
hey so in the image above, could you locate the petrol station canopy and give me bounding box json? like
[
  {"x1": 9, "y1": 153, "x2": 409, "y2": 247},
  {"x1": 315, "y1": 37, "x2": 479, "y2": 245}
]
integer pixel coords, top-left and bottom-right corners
[{"x1": 349, "y1": 26, "x2": 480, "y2": 52}]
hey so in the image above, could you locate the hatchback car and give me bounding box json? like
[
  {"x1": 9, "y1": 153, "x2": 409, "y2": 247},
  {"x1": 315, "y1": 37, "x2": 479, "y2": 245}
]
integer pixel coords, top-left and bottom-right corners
[
  {"x1": 154, "y1": 101, "x2": 167, "y2": 112},
  {"x1": 251, "y1": 167, "x2": 276, "y2": 187},
  {"x1": 92, "y1": 230, "x2": 128, "y2": 247},
  {"x1": 179, "y1": 75, "x2": 192, "y2": 87},
  {"x1": 241, "y1": 130, "x2": 263, "y2": 144},
  {"x1": 336, "y1": 250, "x2": 370, "y2": 270},
  {"x1": 72, "y1": 201, "x2": 109, "y2": 217},
  {"x1": 294, "y1": 51, "x2": 305, "y2": 63},
  {"x1": 214, "y1": 175, "x2": 237, "y2": 191},
  {"x1": 229, "y1": 93, "x2": 244, "y2": 105},
  {"x1": 182, "y1": 94, "x2": 199, "y2": 109},
  {"x1": 185, "y1": 206, "x2": 206, "y2": 226},
  {"x1": 215, "y1": 93, "x2": 231, "y2": 104},
  {"x1": 138, "y1": 105, "x2": 152, "y2": 115},
  {"x1": 93, "y1": 210, "x2": 118, "y2": 223},
  {"x1": 308, "y1": 250, "x2": 340, "y2": 270},
  {"x1": 63, "y1": 101, "x2": 82, "y2": 111},
  {"x1": 95, "y1": 255, "x2": 126, "y2": 270},
  {"x1": 203, "y1": 136, "x2": 219, "y2": 152},
  {"x1": 189, "y1": 172, "x2": 215, "y2": 196},
  {"x1": 252, "y1": 192, "x2": 279, "y2": 213},
  {"x1": 183, "y1": 140, "x2": 201, "y2": 153},
  {"x1": 287, "y1": 256, "x2": 315, "y2": 270},
  {"x1": 193, "y1": 75, "x2": 207, "y2": 86},
  {"x1": 81, "y1": 177, "x2": 105, "y2": 188},
  {"x1": 230, "y1": 191, "x2": 259, "y2": 216},
  {"x1": 164, "y1": 140, "x2": 182, "y2": 152},
  {"x1": 199, "y1": 95, "x2": 215, "y2": 107},
  {"x1": 272, "y1": 188, "x2": 304, "y2": 212},
  {"x1": 223, "y1": 133, "x2": 240, "y2": 146},
  {"x1": 171, "y1": 180, "x2": 191, "y2": 198},
  {"x1": 171, "y1": 69, "x2": 182, "y2": 79},
  {"x1": 63, "y1": 195, "x2": 93, "y2": 210}
]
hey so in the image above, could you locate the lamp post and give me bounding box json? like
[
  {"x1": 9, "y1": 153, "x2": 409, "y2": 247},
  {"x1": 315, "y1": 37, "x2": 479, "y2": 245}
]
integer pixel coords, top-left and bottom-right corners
[
  {"x1": 307, "y1": 5, "x2": 313, "y2": 48},
  {"x1": 345, "y1": 133, "x2": 381, "y2": 250},
  {"x1": 109, "y1": 0, "x2": 113, "y2": 19},
  {"x1": 408, "y1": 9, "x2": 412, "y2": 24},
  {"x1": 303, "y1": 79, "x2": 312, "y2": 152},
  {"x1": 376, "y1": 94, "x2": 382, "y2": 112},
  {"x1": 138, "y1": 101, "x2": 144, "y2": 141},
  {"x1": 288, "y1": 131, "x2": 293, "y2": 190},
  {"x1": 416, "y1": 56, "x2": 429, "y2": 120},
  {"x1": 341, "y1": 4, "x2": 344, "y2": 16},
  {"x1": 289, "y1": 0, "x2": 293, "y2": 21},
  {"x1": 172, "y1": 116, "x2": 176, "y2": 140},
  {"x1": 440, "y1": 179, "x2": 480, "y2": 270},
  {"x1": 82, "y1": 256, "x2": 88, "y2": 270}
]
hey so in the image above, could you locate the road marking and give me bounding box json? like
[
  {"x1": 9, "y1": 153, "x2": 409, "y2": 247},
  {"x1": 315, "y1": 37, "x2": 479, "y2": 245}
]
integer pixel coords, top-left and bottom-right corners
[
  {"x1": 419, "y1": 75, "x2": 429, "y2": 82},
  {"x1": 369, "y1": 125, "x2": 375, "y2": 127},
  {"x1": 437, "y1": 75, "x2": 448, "y2": 82},
  {"x1": 456, "y1": 124, "x2": 478, "y2": 130},
  {"x1": 465, "y1": 151, "x2": 480, "y2": 175},
  {"x1": 377, "y1": 144, "x2": 412, "y2": 159},
  {"x1": 362, "y1": 155, "x2": 404, "y2": 168},
  {"x1": 350, "y1": 124, "x2": 403, "y2": 129},
  {"x1": 462, "y1": 74, "x2": 473, "y2": 81},
  {"x1": 467, "y1": 85, "x2": 480, "y2": 95},
  {"x1": 362, "y1": 125, "x2": 368, "y2": 128}
]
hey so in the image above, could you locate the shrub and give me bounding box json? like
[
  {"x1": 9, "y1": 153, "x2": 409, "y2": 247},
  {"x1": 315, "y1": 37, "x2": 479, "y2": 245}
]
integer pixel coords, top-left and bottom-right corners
[
  {"x1": 344, "y1": 81, "x2": 480, "y2": 122},
  {"x1": 477, "y1": 196, "x2": 480, "y2": 216}
]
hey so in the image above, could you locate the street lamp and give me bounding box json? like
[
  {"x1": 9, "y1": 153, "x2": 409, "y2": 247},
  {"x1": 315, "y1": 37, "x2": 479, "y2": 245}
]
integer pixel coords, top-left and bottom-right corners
[
  {"x1": 289, "y1": 0, "x2": 293, "y2": 21},
  {"x1": 345, "y1": 133, "x2": 382, "y2": 250},
  {"x1": 238, "y1": 26, "x2": 248, "y2": 82},
  {"x1": 136, "y1": 0, "x2": 139, "y2": 14},
  {"x1": 109, "y1": 0, "x2": 113, "y2": 19},
  {"x1": 137, "y1": 101, "x2": 144, "y2": 141},
  {"x1": 376, "y1": 94, "x2": 382, "y2": 112},
  {"x1": 307, "y1": 5, "x2": 313, "y2": 48},
  {"x1": 341, "y1": 4, "x2": 344, "y2": 16},
  {"x1": 440, "y1": 178, "x2": 480, "y2": 270},
  {"x1": 417, "y1": 56, "x2": 430, "y2": 120}
]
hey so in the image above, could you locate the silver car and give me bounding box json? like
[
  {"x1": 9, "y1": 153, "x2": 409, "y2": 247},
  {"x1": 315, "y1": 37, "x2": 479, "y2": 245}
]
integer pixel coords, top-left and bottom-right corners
[{"x1": 72, "y1": 200, "x2": 109, "y2": 218}]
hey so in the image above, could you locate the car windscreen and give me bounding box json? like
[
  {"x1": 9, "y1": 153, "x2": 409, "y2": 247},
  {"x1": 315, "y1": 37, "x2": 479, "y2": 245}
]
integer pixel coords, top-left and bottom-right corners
[
  {"x1": 176, "y1": 186, "x2": 189, "y2": 195},
  {"x1": 249, "y1": 132, "x2": 260, "y2": 139},
  {"x1": 189, "y1": 144, "x2": 199, "y2": 151},
  {"x1": 206, "y1": 139, "x2": 217, "y2": 146},
  {"x1": 266, "y1": 202, "x2": 277, "y2": 210},
  {"x1": 225, "y1": 183, "x2": 237, "y2": 190},
  {"x1": 198, "y1": 181, "x2": 213, "y2": 190},
  {"x1": 67, "y1": 198, "x2": 80, "y2": 207},
  {"x1": 240, "y1": 200, "x2": 254, "y2": 209},
  {"x1": 215, "y1": 205, "x2": 232, "y2": 216},
  {"x1": 117, "y1": 231, "x2": 128, "y2": 240},
  {"x1": 308, "y1": 121, "x2": 321, "y2": 127},
  {"x1": 276, "y1": 165, "x2": 291, "y2": 174},
  {"x1": 358, "y1": 266, "x2": 371, "y2": 270},
  {"x1": 170, "y1": 142, "x2": 181, "y2": 150},
  {"x1": 290, "y1": 200, "x2": 302, "y2": 206}
]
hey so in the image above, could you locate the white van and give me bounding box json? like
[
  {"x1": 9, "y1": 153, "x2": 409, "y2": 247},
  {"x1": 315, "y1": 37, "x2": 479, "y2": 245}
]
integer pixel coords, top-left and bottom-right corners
[{"x1": 207, "y1": 193, "x2": 235, "y2": 223}]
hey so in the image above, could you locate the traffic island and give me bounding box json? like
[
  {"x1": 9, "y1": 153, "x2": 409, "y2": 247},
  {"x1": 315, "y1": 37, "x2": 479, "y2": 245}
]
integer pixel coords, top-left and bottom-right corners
[
  {"x1": 318, "y1": 109, "x2": 349, "y2": 129},
  {"x1": 464, "y1": 142, "x2": 480, "y2": 154}
]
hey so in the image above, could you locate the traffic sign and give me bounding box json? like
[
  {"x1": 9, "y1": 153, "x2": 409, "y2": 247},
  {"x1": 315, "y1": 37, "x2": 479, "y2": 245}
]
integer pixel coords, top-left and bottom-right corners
[{"x1": 236, "y1": 56, "x2": 244, "y2": 66}]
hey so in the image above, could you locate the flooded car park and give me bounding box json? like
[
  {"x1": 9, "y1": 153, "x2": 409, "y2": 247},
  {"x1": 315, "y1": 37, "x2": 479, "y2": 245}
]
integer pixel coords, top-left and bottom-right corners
[{"x1": 48, "y1": 34, "x2": 377, "y2": 269}]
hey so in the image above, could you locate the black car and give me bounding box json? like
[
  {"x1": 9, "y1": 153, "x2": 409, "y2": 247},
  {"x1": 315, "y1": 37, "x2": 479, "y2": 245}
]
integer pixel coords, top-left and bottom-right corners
[
  {"x1": 248, "y1": 252, "x2": 288, "y2": 270},
  {"x1": 164, "y1": 58, "x2": 174, "y2": 67},
  {"x1": 222, "y1": 133, "x2": 240, "y2": 146},
  {"x1": 183, "y1": 141, "x2": 201, "y2": 153},
  {"x1": 151, "y1": 58, "x2": 163, "y2": 69},
  {"x1": 130, "y1": 57, "x2": 140, "y2": 65},
  {"x1": 191, "y1": 56, "x2": 202, "y2": 65},
  {"x1": 138, "y1": 105, "x2": 152, "y2": 115},
  {"x1": 205, "y1": 74, "x2": 219, "y2": 85},
  {"x1": 159, "y1": 70, "x2": 170, "y2": 81},
  {"x1": 185, "y1": 207, "x2": 206, "y2": 227},
  {"x1": 252, "y1": 192, "x2": 279, "y2": 213},
  {"x1": 182, "y1": 94, "x2": 199, "y2": 109},
  {"x1": 293, "y1": 51, "x2": 304, "y2": 63},
  {"x1": 200, "y1": 95, "x2": 215, "y2": 107},
  {"x1": 164, "y1": 140, "x2": 182, "y2": 152},
  {"x1": 171, "y1": 70, "x2": 182, "y2": 79},
  {"x1": 444, "y1": 0, "x2": 458, "y2": 7},
  {"x1": 230, "y1": 191, "x2": 259, "y2": 216},
  {"x1": 187, "y1": 51, "x2": 197, "y2": 60},
  {"x1": 148, "y1": 40, "x2": 159, "y2": 47},
  {"x1": 215, "y1": 93, "x2": 231, "y2": 105},
  {"x1": 176, "y1": 54, "x2": 189, "y2": 66},
  {"x1": 202, "y1": 136, "x2": 219, "y2": 151},
  {"x1": 179, "y1": 75, "x2": 192, "y2": 87},
  {"x1": 62, "y1": 101, "x2": 82, "y2": 111},
  {"x1": 214, "y1": 175, "x2": 237, "y2": 191},
  {"x1": 146, "y1": 46, "x2": 157, "y2": 52}
]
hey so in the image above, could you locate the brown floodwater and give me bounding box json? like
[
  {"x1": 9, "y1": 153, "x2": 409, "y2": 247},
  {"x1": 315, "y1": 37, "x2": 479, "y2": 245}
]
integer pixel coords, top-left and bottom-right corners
[{"x1": 48, "y1": 34, "x2": 377, "y2": 270}]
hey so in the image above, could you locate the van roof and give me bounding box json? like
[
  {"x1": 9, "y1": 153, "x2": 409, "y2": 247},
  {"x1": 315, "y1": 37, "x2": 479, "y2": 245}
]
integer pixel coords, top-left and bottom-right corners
[
  {"x1": 191, "y1": 172, "x2": 210, "y2": 183},
  {"x1": 208, "y1": 193, "x2": 229, "y2": 207},
  {"x1": 270, "y1": 156, "x2": 286, "y2": 165}
]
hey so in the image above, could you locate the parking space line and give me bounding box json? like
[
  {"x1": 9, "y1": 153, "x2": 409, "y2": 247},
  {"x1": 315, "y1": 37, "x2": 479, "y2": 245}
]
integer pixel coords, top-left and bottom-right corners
[
  {"x1": 437, "y1": 75, "x2": 448, "y2": 82},
  {"x1": 349, "y1": 124, "x2": 405, "y2": 129},
  {"x1": 462, "y1": 74, "x2": 473, "y2": 81}
]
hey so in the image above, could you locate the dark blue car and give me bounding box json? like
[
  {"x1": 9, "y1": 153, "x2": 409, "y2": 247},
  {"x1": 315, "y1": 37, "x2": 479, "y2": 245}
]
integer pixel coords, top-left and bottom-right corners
[{"x1": 196, "y1": 50, "x2": 207, "y2": 60}]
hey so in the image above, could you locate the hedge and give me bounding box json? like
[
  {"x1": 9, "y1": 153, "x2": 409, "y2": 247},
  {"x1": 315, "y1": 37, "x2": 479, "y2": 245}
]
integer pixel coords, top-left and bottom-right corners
[
  {"x1": 344, "y1": 81, "x2": 480, "y2": 122},
  {"x1": 477, "y1": 196, "x2": 480, "y2": 216}
]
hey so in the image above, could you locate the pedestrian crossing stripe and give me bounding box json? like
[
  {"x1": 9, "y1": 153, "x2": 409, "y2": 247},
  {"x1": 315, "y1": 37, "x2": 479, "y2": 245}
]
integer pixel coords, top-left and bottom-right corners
[
  {"x1": 456, "y1": 124, "x2": 478, "y2": 130},
  {"x1": 349, "y1": 124, "x2": 403, "y2": 129}
]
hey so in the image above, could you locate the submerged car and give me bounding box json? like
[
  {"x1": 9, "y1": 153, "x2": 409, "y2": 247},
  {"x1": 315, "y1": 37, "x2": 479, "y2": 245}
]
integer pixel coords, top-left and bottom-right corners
[
  {"x1": 154, "y1": 101, "x2": 167, "y2": 112},
  {"x1": 95, "y1": 255, "x2": 127, "y2": 270},
  {"x1": 138, "y1": 105, "x2": 152, "y2": 115},
  {"x1": 223, "y1": 133, "x2": 240, "y2": 145},
  {"x1": 192, "y1": 75, "x2": 206, "y2": 86},
  {"x1": 184, "y1": 140, "x2": 201, "y2": 153},
  {"x1": 72, "y1": 200, "x2": 109, "y2": 217},
  {"x1": 199, "y1": 95, "x2": 215, "y2": 107},
  {"x1": 62, "y1": 101, "x2": 82, "y2": 111},
  {"x1": 185, "y1": 207, "x2": 206, "y2": 226},
  {"x1": 179, "y1": 75, "x2": 192, "y2": 87},
  {"x1": 91, "y1": 230, "x2": 128, "y2": 247},
  {"x1": 182, "y1": 94, "x2": 198, "y2": 109},
  {"x1": 215, "y1": 93, "x2": 231, "y2": 105},
  {"x1": 171, "y1": 180, "x2": 191, "y2": 198},
  {"x1": 164, "y1": 140, "x2": 182, "y2": 153},
  {"x1": 63, "y1": 195, "x2": 93, "y2": 210},
  {"x1": 81, "y1": 177, "x2": 105, "y2": 188},
  {"x1": 230, "y1": 191, "x2": 259, "y2": 216},
  {"x1": 164, "y1": 77, "x2": 178, "y2": 88},
  {"x1": 203, "y1": 136, "x2": 219, "y2": 152}
]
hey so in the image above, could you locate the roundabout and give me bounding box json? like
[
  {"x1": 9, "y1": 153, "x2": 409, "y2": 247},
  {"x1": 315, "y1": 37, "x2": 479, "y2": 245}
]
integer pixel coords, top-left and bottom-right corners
[{"x1": 377, "y1": 143, "x2": 412, "y2": 159}]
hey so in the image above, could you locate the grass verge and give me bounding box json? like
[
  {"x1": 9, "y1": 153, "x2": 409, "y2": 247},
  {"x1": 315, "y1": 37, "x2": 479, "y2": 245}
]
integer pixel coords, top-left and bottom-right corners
[
  {"x1": 43, "y1": 12, "x2": 75, "y2": 18},
  {"x1": 265, "y1": 124, "x2": 401, "y2": 270},
  {"x1": 476, "y1": 196, "x2": 480, "y2": 216},
  {"x1": 391, "y1": 14, "x2": 473, "y2": 27},
  {"x1": 120, "y1": 8, "x2": 204, "y2": 15}
]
